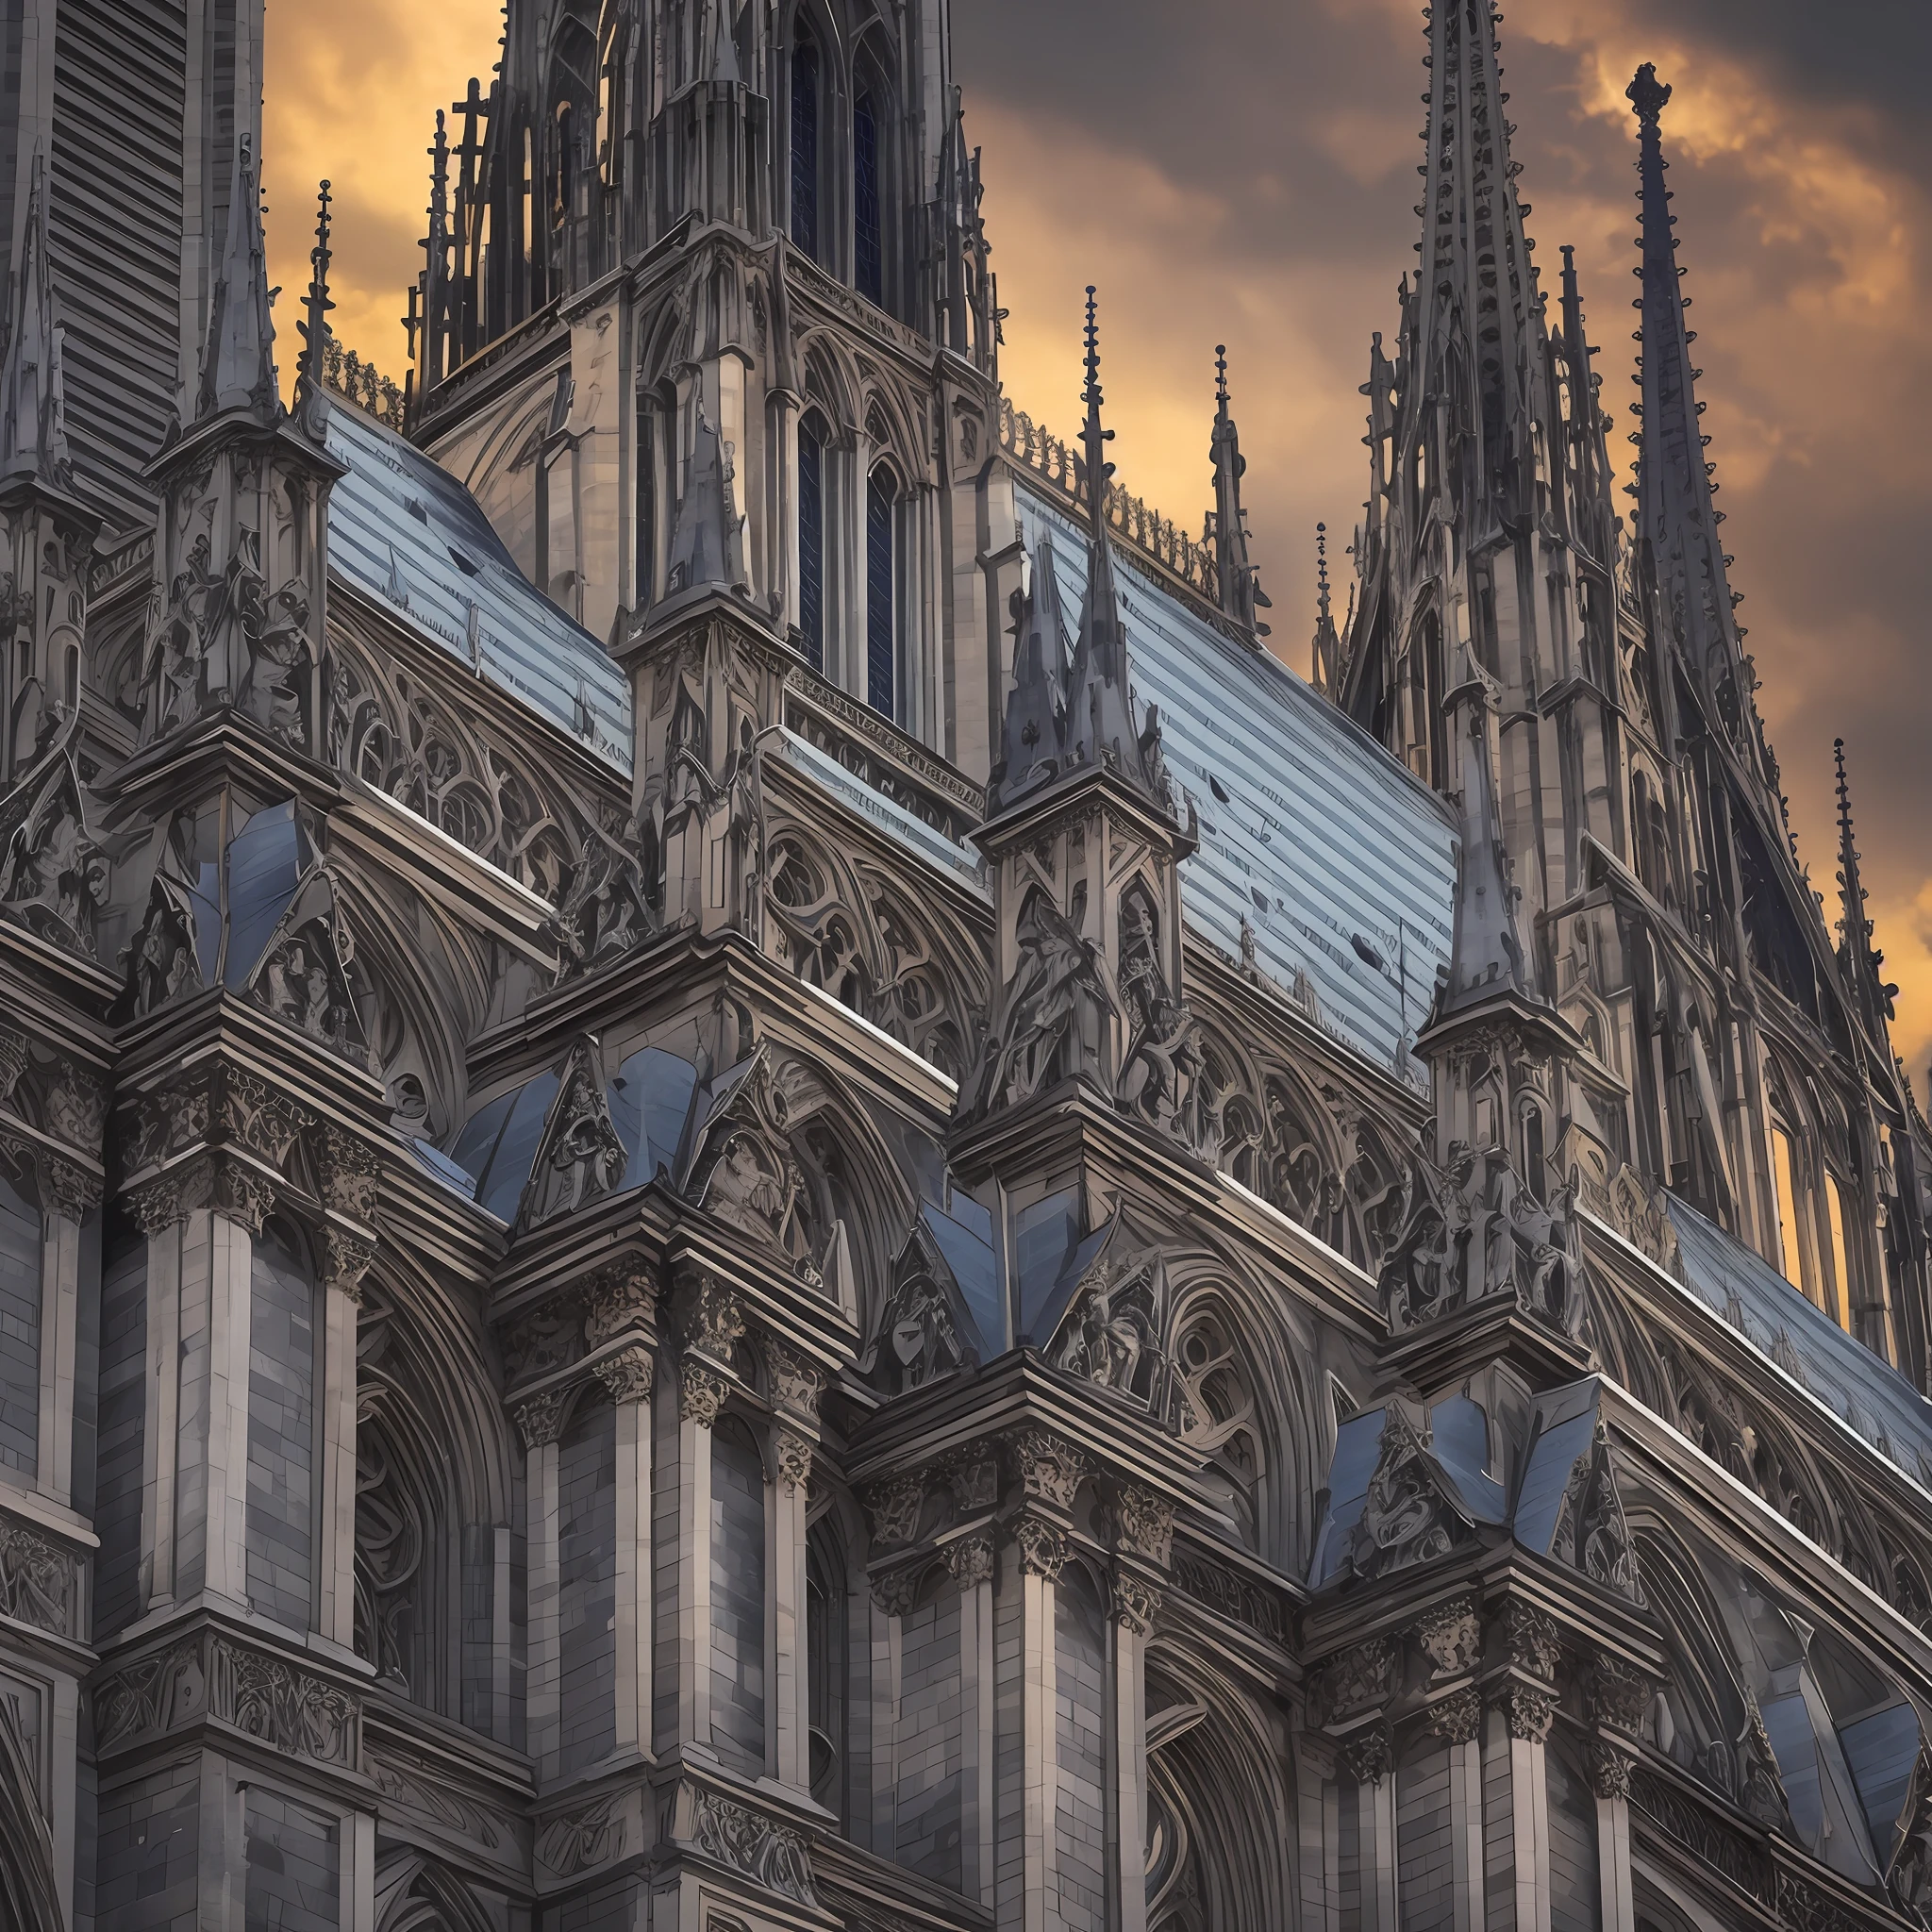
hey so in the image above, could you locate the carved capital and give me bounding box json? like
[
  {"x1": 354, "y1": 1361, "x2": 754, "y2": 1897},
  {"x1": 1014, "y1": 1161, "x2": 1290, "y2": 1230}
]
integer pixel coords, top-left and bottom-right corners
[
  {"x1": 1427, "y1": 1687, "x2": 1483, "y2": 1745},
  {"x1": 1114, "y1": 1574, "x2": 1162, "y2": 1637},
  {"x1": 1318, "y1": 1636, "x2": 1395, "y2": 1723},
  {"x1": 45, "y1": 1068, "x2": 105, "y2": 1157},
  {"x1": 220, "y1": 1067, "x2": 311, "y2": 1168},
  {"x1": 864, "y1": 1475, "x2": 925, "y2": 1548},
  {"x1": 1339, "y1": 1724, "x2": 1391, "y2": 1786},
  {"x1": 768, "y1": 1341, "x2": 824, "y2": 1419},
  {"x1": 1590, "y1": 1656, "x2": 1653, "y2": 1735},
  {"x1": 321, "y1": 1226, "x2": 376, "y2": 1303},
  {"x1": 316, "y1": 1125, "x2": 381, "y2": 1227},
  {"x1": 37, "y1": 1151, "x2": 101, "y2": 1222},
  {"x1": 1008, "y1": 1426, "x2": 1086, "y2": 1511},
  {"x1": 1012, "y1": 1513, "x2": 1068, "y2": 1580},
  {"x1": 1495, "y1": 1682, "x2": 1557, "y2": 1742},
  {"x1": 675, "y1": 1270, "x2": 745, "y2": 1363},
  {"x1": 1588, "y1": 1739, "x2": 1633, "y2": 1800},
  {"x1": 125, "y1": 1156, "x2": 212, "y2": 1234},
  {"x1": 514, "y1": 1388, "x2": 570, "y2": 1451},
  {"x1": 214, "y1": 1159, "x2": 276, "y2": 1234},
  {"x1": 581, "y1": 1260, "x2": 655, "y2": 1347},
  {"x1": 678, "y1": 1362, "x2": 729, "y2": 1428},
  {"x1": 1503, "y1": 1600, "x2": 1561, "y2": 1683},
  {"x1": 775, "y1": 1430, "x2": 813, "y2": 1492},
  {"x1": 1112, "y1": 1486, "x2": 1174, "y2": 1567},
  {"x1": 594, "y1": 1344, "x2": 655, "y2": 1407},
  {"x1": 1414, "y1": 1597, "x2": 1482, "y2": 1680},
  {"x1": 945, "y1": 1531, "x2": 996, "y2": 1589}
]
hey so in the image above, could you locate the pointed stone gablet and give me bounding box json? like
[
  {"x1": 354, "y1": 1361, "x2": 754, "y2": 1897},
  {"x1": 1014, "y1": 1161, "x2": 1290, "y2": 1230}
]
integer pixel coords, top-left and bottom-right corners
[
  {"x1": 1060, "y1": 287, "x2": 1166, "y2": 805},
  {"x1": 988, "y1": 532, "x2": 1068, "y2": 810},
  {"x1": 198, "y1": 131, "x2": 279, "y2": 424},
  {"x1": 662, "y1": 408, "x2": 747, "y2": 597},
  {"x1": 1208, "y1": 345, "x2": 1269, "y2": 637},
  {"x1": 0, "y1": 152, "x2": 72, "y2": 492},
  {"x1": 1437, "y1": 692, "x2": 1530, "y2": 1019},
  {"x1": 292, "y1": 179, "x2": 334, "y2": 441},
  {"x1": 1834, "y1": 737, "x2": 1898, "y2": 1037}
]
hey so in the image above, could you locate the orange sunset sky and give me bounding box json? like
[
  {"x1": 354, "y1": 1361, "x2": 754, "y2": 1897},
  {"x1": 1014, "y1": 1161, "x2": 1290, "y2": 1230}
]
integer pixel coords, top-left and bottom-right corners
[{"x1": 260, "y1": 0, "x2": 1932, "y2": 1089}]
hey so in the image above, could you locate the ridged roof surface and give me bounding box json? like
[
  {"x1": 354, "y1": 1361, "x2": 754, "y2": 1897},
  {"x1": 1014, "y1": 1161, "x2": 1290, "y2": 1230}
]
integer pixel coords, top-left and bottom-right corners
[
  {"x1": 325, "y1": 400, "x2": 633, "y2": 774},
  {"x1": 1019, "y1": 487, "x2": 1457, "y2": 1077}
]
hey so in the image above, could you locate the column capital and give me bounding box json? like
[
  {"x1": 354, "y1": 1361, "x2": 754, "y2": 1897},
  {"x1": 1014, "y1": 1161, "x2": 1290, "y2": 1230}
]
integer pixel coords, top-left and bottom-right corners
[
  {"x1": 774, "y1": 1428, "x2": 813, "y2": 1491},
  {"x1": 1338, "y1": 1724, "x2": 1391, "y2": 1786},
  {"x1": 582, "y1": 1257, "x2": 656, "y2": 1347},
  {"x1": 1492, "y1": 1680, "x2": 1557, "y2": 1742},
  {"x1": 1011, "y1": 1512, "x2": 1067, "y2": 1580},
  {"x1": 1425, "y1": 1686, "x2": 1482, "y2": 1745},
  {"x1": 678, "y1": 1360, "x2": 729, "y2": 1427},
  {"x1": 1111, "y1": 1485, "x2": 1174, "y2": 1568},
  {"x1": 1113, "y1": 1573, "x2": 1161, "y2": 1636},
  {"x1": 944, "y1": 1529, "x2": 996, "y2": 1588},
  {"x1": 1588, "y1": 1738, "x2": 1633, "y2": 1799},
  {"x1": 863, "y1": 1473, "x2": 926, "y2": 1548},
  {"x1": 594, "y1": 1342, "x2": 656, "y2": 1406},
  {"x1": 35, "y1": 1147, "x2": 101, "y2": 1222},
  {"x1": 768, "y1": 1341, "x2": 824, "y2": 1420},
  {"x1": 674, "y1": 1268, "x2": 745, "y2": 1362},
  {"x1": 321, "y1": 1225, "x2": 375, "y2": 1302},
  {"x1": 514, "y1": 1387, "x2": 570, "y2": 1451}
]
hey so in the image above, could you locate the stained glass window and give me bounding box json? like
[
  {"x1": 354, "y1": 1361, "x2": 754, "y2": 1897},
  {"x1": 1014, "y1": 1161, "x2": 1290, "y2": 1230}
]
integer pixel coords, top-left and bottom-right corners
[
  {"x1": 798, "y1": 418, "x2": 825, "y2": 672},
  {"x1": 866, "y1": 468, "x2": 895, "y2": 718},
  {"x1": 854, "y1": 92, "x2": 882, "y2": 306},
  {"x1": 791, "y1": 36, "x2": 819, "y2": 259}
]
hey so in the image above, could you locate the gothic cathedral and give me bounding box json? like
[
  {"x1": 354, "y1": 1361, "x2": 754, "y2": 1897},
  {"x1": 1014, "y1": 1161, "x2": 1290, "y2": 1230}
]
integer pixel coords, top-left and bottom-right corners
[{"x1": 0, "y1": 2, "x2": 1927, "y2": 1930}]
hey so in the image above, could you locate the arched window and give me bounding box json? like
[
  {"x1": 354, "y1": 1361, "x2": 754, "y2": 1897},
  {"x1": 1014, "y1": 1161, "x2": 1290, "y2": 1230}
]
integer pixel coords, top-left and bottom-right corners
[
  {"x1": 790, "y1": 30, "x2": 821, "y2": 260},
  {"x1": 798, "y1": 413, "x2": 827, "y2": 673},
  {"x1": 1547, "y1": 1742, "x2": 1603, "y2": 1931},
  {"x1": 710, "y1": 1416, "x2": 767, "y2": 1773},
  {"x1": 247, "y1": 1217, "x2": 317, "y2": 1632},
  {"x1": 865, "y1": 466, "x2": 896, "y2": 719},
  {"x1": 1770, "y1": 1119, "x2": 1805, "y2": 1295},
  {"x1": 1824, "y1": 1171, "x2": 1854, "y2": 1334},
  {"x1": 0, "y1": 1161, "x2": 42, "y2": 1479},
  {"x1": 806, "y1": 1518, "x2": 845, "y2": 1817},
  {"x1": 853, "y1": 90, "x2": 883, "y2": 307}
]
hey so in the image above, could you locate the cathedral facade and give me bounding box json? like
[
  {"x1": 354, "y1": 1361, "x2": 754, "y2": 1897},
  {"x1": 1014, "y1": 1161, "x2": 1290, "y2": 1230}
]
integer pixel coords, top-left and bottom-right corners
[{"x1": 1, "y1": 2, "x2": 1931, "y2": 1929}]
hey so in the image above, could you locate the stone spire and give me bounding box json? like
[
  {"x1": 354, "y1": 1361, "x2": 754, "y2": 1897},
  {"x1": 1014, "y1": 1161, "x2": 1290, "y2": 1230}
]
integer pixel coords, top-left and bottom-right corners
[
  {"x1": 1208, "y1": 345, "x2": 1269, "y2": 637},
  {"x1": 1440, "y1": 692, "x2": 1529, "y2": 1019},
  {"x1": 419, "y1": 111, "x2": 452, "y2": 394},
  {"x1": 663, "y1": 408, "x2": 746, "y2": 598},
  {"x1": 1310, "y1": 524, "x2": 1339, "y2": 698},
  {"x1": 1556, "y1": 242, "x2": 1617, "y2": 561},
  {"x1": 1062, "y1": 287, "x2": 1166, "y2": 804},
  {"x1": 1834, "y1": 737, "x2": 1897, "y2": 1040},
  {"x1": 989, "y1": 533, "x2": 1068, "y2": 811},
  {"x1": 197, "y1": 129, "x2": 278, "y2": 424},
  {"x1": 0, "y1": 153, "x2": 71, "y2": 491},
  {"x1": 291, "y1": 179, "x2": 334, "y2": 441},
  {"x1": 1629, "y1": 65, "x2": 1772, "y2": 799}
]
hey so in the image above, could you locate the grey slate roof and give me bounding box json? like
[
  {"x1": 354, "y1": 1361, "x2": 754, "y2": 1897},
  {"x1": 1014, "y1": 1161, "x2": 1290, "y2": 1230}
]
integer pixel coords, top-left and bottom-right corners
[
  {"x1": 325, "y1": 401, "x2": 633, "y2": 774},
  {"x1": 1667, "y1": 1195, "x2": 1932, "y2": 1489},
  {"x1": 1019, "y1": 488, "x2": 1457, "y2": 1076}
]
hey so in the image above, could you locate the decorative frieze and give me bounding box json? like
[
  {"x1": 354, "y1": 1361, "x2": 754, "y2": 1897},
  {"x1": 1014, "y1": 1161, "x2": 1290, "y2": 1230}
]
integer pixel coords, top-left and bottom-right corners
[
  {"x1": 0, "y1": 1516, "x2": 75, "y2": 1636},
  {"x1": 685, "y1": 1786, "x2": 819, "y2": 1906},
  {"x1": 942, "y1": 1447, "x2": 1000, "y2": 1514},
  {"x1": 1414, "y1": 1598, "x2": 1482, "y2": 1679},
  {"x1": 581, "y1": 1258, "x2": 655, "y2": 1347},
  {"x1": 1114, "y1": 1486, "x2": 1174, "y2": 1567},
  {"x1": 864, "y1": 1475, "x2": 925, "y2": 1548},
  {"x1": 768, "y1": 1341, "x2": 824, "y2": 1418},
  {"x1": 1008, "y1": 1426, "x2": 1086, "y2": 1510},
  {"x1": 537, "y1": 1792, "x2": 630, "y2": 1878},
  {"x1": 94, "y1": 1635, "x2": 357, "y2": 1766},
  {"x1": 1316, "y1": 1637, "x2": 1395, "y2": 1724},
  {"x1": 1503, "y1": 1601, "x2": 1561, "y2": 1682},
  {"x1": 675, "y1": 1270, "x2": 746, "y2": 1363},
  {"x1": 1590, "y1": 1655, "x2": 1654, "y2": 1734}
]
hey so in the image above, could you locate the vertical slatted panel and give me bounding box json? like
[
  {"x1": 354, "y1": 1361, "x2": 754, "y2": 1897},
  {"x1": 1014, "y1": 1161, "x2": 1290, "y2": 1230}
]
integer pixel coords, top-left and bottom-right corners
[{"x1": 51, "y1": 0, "x2": 189, "y2": 524}]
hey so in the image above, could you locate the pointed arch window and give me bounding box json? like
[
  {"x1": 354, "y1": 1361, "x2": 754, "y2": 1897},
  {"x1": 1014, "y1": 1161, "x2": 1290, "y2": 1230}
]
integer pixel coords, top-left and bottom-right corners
[
  {"x1": 797, "y1": 413, "x2": 826, "y2": 673},
  {"x1": 865, "y1": 465, "x2": 896, "y2": 719},
  {"x1": 854, "y1": 90, "x2": 883, "y2": 307},
  {"x1": 790, "y1": 31, "x2": 820, "y2": 260}
]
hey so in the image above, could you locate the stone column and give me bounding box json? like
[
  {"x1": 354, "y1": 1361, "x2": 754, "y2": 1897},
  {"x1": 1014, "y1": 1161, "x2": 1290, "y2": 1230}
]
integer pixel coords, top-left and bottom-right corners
[
  {"x1": 1002, "y1": 1512, "x2": 1064, "y2": 1932},
  {"x1": 516, "y1": 1387, "x2": 568, "y2": 1781},
  {"x1": 128, "y1": 1178, "x2": 188, "y2": 1613},
  {"x1": 595, "y1": 1344, "x2": 656, "y2": 1763},
  {"x1": 33, "y1": 1157, "x2": 94, "y2": 1505},
  {"x1": 316, "y1": 1231, "x2": 373, "y2": 1654},
  {"x1": 770, "y1": 1344, "x2": 823, "y2": 1800},
  {"x1": 1339, "y1": 1727, "x2": 1395, "y2": 1932},
  {"x1": 1588, "y1": 1657, "x2": 1649, "y2": 1932},
  {"x1": 1111, "y1": 1574, "x2": 1158, "y2": 1932},
  {"x1": 1485, "y1": 1683, "x2": 1556, "y2": 1932},
  {"x1": 674, "y1": 1358, "x2": 727, "y2": 1755},
  {"x1": 948, "y1": 1527, "x2": 998, "y2": 1911},
  {"x1": 1436, "y1": 1690, "x2": 1486, "y2": 1931}
]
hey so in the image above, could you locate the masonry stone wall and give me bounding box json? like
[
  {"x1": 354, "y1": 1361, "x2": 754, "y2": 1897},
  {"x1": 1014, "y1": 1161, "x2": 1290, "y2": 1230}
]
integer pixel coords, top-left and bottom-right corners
[
  {"x1": 93, "y1": 1236, "x2": 146, "y2": 1640},
  {"x1": 0, "y1": 1168, "x2": 42, "y2": 1476},
  {"x1": 895, "y1": 1579, "x2": 963, "y2": 1887},
  {"x1": 245, "y1": 1221, "x2": 316, "y2": 1631},
  {"x1": 558, "y1": 1395, "x2": 618, "y2": 1777},
  {"x1": 1054, "y1": 1569, "x2": 1108, "y2": 1932},
  {"x1": 709, "y1": 1414, "x2": 767, "y2": 1774},
  {"x1": 243, "y1": 1788, "x2": 340, "y2": 1932}
]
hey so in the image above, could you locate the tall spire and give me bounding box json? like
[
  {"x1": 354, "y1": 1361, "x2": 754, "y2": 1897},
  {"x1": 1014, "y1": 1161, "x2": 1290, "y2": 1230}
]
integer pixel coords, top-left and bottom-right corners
[
  {"x1": 1208, "y1": 345, "x2": 1269, "y2": 636},
  {"x1": 1557, "y1": 242, "x2": 1616, "y2": 562},
  {"x1": 1629, "y1": 65, "x2": 1769, "y2": 793},
  {"x1": 292, "y1": 179, "x2": 334, "y2": 441},
  {"x1": 1414, "y1": 0, "x2": 1546, "y2": 525},
  {"x1": 1310, "y1": 524, "x2": 1339, "y2": 697},
  {"x1": 0, "y1": 152, "x2": 70, "y2": 491},
  {"x1": 420, "y1": 111, "x2": 452, "y2": 393},
  {"x1": 1834, "y1": 737, "x2": 1897, "y2": 1038},
  {"x1": 990, "y1": 534, "x2": 1069, "y2": 810},
  {"x1": 1063, "y1": 286, "x2": 1163, "y2": 797},
  {"x1": 198, "y1": 130, "x2": 278, "y2": 424}
]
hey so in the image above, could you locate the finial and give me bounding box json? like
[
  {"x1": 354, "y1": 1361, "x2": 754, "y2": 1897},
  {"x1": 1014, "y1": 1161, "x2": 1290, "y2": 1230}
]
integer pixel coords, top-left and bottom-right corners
[
  {"x1": 1078, "y1": 284, "x2": 1114, "y2": 538},
  {"x1": 1316, "y1": 523, "x2": 1331, "y2": 609},
  {"x1": 1215, "y1": 343, "x2": 1229, "y2": 409},
  {"x1": 1627, "y1": 61, "x2": 1671, "y2": 126},
  {"x1": 0, "y1": 148, "x2": 71, "y2": 490},
  {"x1": 293, "y1": 178, "x2": 334, "y2": 433}
]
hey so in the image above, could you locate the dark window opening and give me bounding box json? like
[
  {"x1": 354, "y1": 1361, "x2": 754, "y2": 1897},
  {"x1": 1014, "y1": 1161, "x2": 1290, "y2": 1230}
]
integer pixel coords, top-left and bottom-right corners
[
  {"x1": 798, "y1": 419, "x2": 825, "y2": 672},
  {"x1": 854, "y1": 91, "x2": 882, "y2": 307},
  {"x1": 636, "y1": 407, "x2": 656, "y2": 608},
  {"x1": 865, "y1": 469, "x2": 895, "y2": 718},
  {"x1": 791, "y1": 36, "x2": 820, "y2": 259}
]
